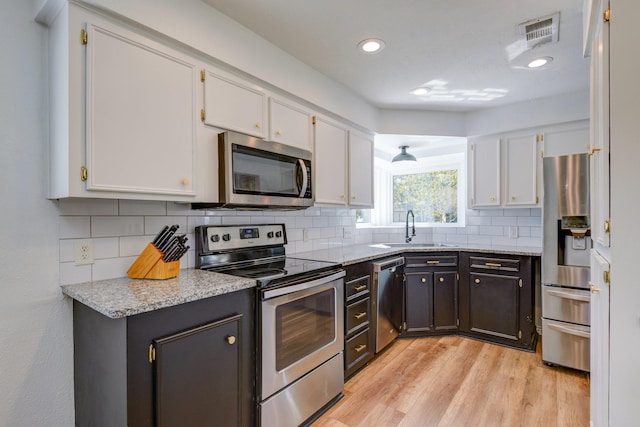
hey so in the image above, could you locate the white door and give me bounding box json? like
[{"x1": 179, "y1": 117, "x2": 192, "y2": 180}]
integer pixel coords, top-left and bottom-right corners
[
  {"x1": 590, "y1": 249, "x2": 610, "y2": 427},
  {"x1": 469, "y1": 137, "x2": 500, "y2": 207},
  {"x1": 314, "y1": 117, "x2": 347, "y2": 205},
  {"x1": 503, "y1": 133, "x2": 538, "y2": 206},
  {"x1": 85, "y1": 22, "x2": 197, "y2": 197},
  {"x1": 269, "y1": 97, "x2": 313, "y2": 151},
  {"x1": 348, "y1": 131, "x2": 374, "y2": 208}
]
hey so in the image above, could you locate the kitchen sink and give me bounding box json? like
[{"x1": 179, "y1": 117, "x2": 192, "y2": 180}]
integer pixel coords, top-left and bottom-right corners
[{"x1": 369, "y1": 242, "x2": 458, "y2": 249}]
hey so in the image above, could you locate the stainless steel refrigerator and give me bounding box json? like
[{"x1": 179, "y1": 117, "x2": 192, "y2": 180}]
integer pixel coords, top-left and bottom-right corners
[{"x1": 541, "y1": 153, "x2": 591, "y2": 372}]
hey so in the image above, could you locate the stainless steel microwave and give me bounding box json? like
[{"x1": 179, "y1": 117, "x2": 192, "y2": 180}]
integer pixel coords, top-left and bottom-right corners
[{"x1": 193, "y1": 131, "x2": 313, "y2": 210}]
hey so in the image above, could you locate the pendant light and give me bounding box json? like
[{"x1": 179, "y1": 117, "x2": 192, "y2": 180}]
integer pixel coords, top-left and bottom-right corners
[{"x1": 392, "y1": 145, "x2": 417, "y2": 162}]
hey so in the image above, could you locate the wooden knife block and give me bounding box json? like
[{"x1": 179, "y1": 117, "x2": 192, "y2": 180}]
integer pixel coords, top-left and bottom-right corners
[{"x1": 127, "y1": 243, "x2": 180, "y2": 280}]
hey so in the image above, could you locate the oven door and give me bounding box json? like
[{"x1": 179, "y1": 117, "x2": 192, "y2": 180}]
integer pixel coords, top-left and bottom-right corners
[{"x1": 260, "y1": 270, "x2": 344, "y2": 399}]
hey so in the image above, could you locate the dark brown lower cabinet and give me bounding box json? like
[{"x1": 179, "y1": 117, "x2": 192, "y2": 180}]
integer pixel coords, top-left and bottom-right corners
[
  {"x1": 73, "y1": 288, "x2": 255, "y2": 427},
  {"x1": 403, "y1": 253, "x2": 458, "y2": 337},
  {"x1": 343, "y1": 261, "x2": 374, "y2": 379},
  {"x1": 459, "y1": 252, "x2": 538, "y2": 351}
]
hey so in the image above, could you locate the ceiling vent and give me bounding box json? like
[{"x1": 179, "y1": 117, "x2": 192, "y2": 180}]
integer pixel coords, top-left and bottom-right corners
[{"x1": 519, "y1": 12, "x2": 560, "y2": 49}]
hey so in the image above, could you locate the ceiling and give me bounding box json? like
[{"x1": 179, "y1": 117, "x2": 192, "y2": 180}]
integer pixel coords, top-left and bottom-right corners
[{"x1": 201, "y1": 0, "x2": 589, "y2": 157}]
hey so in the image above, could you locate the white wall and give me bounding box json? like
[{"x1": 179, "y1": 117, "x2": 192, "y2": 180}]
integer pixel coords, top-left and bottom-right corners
[{"x1": 0, "y1": 2, "x2": 74, "y2": 425}]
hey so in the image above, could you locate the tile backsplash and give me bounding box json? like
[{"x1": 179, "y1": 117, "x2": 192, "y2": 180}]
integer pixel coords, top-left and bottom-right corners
[{"x1": 57, "y1": 199, "x2": 541, "y2": 285}]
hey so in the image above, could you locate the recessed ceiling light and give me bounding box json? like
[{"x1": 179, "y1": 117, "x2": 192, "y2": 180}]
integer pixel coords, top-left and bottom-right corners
[
  {"x1": 411, "y1": 87, "x2": 431, "y2": 96},
  {"x1": 527, "y1": 56, "x2": 553, "y2": 68},
  {"x1": 358, "y1": 38, "x2": 385, "y2": 53}
]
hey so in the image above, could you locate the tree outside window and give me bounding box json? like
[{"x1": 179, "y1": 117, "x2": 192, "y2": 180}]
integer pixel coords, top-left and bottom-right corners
[{"x1": 392, "y1": 170, "x2": 458, "y2": 224}]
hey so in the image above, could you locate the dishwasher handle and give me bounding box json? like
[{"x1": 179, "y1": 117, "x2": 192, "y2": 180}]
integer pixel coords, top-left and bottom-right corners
[{"x1": 372, "y1": 257, "x2": 405, "y2": 272}]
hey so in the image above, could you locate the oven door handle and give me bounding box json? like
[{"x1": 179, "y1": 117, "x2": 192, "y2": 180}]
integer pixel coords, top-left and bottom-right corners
[{"x1": 263, "y1": 270, "x2": 345, "y2": 299}]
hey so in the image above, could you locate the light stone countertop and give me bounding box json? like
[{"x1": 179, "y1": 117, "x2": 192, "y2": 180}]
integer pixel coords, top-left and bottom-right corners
[
  {"x1": 62, "y1": 243, "x2": 541, "y2": 319},
  {"x1": 61, "y1": 269, "x2": 255, "y2": 319},
  {"x1": 294, "y1": 243, "x2": 542, "y2": 266}
]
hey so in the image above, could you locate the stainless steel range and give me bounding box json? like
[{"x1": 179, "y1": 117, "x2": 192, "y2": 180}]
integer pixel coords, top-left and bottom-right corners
[{"x1": 195, "y1": 224, "x2": 345, "y2": 427}]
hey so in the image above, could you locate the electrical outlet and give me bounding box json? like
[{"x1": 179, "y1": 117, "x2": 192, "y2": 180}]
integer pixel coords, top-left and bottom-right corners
[
  {"x1": 343, "y1": 227, "x2": 353, "y2": 239},
  {"x1": 302, "y1": 229, "x2": 309, "y2": 242},
  {"x1": 74, "y1": 239, "x2": 94, "y2": 265},
  {"x1": 509, "y1": 226, "x2": 519, "y2": 239}
]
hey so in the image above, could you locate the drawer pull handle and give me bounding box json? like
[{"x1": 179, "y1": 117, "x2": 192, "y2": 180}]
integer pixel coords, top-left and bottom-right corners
[
  {"x1": 354, "y1": 344, "x2": 367, "y2": 353},
  {"x1": 426, "y1": 260, "x2": 440, "y2": 264},
  {"x1": 485, "y1": 262, "x2": 502, "y2": 267},
  {"x1": 548, "y1": 323, "x2": 590, "y2": 339},
  {"x1": 474, "y1": 278, "x2": 481, "y2": 284},
  {"x1": 421, "y1": 277, "x2": 427, "y2": 283},
  {"x1": 354, "y1": 284, "x2": 367, "y2": 292},
  {"x1": 548, "y1": 289, "x2": 590, "y2": 302},
  {"x1": 439, "y1": 277, "x2": 444, "y2": 283},
  {"x1": 354, "y1": 312, "x2": 367, "y2": 320}
]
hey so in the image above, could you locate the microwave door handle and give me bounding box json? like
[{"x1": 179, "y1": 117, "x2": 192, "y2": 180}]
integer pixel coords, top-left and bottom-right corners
[{"x1": 297, "y1": 159, "x2": 308, "y2": 198}]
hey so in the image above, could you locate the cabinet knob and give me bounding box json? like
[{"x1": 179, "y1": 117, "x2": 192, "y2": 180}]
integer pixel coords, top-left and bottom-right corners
[
  {"x1": 276, "y1": 129, "x2": 282, "y2": 136},
  {"x1": 255, "y1": 122, "x2": 262, "y2": 129},
  {"x1": 181, "y1": 178, "x2": 190, "y2": 185},
  {"x1": 421, "y1": 277, "x2": 427, "y2": 283},
  {"x1": 340, "y1": 194, "x2": 345, "y2": 199},
  {"x1": 474, "y1": 278, "x2": 481, "y2": 284},
  {"x1": 589, "y1": 282, "x2": 600, "y2": 293},
  {"x1": 225, "y1": 335, "x2": 236, "y2": 345},
  {"x1": 490, "y1": 196, "x2": 496, "y2": 202},
  {"x1": 511, "y1": 196, "x2": 517, "y2": 201},
  {"x1": 439, "y1": 277, "x2": 444, "y2": 283},
  {"x1": 352, "y1": 195, "x2": 356, "y2": 200}
]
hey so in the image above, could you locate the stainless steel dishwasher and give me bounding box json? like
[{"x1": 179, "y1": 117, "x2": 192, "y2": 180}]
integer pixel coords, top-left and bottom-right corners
[{"x1": 372, "y1": 257, "x2": 405, "y2": 353}]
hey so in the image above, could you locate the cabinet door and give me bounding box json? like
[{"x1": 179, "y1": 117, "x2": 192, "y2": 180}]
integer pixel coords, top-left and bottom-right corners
[
  {"x1": 86, "y1": 22, "x2": 196, "y2": 197},
  {"x1": 468, "y1": 272, "x2": 520, "y2": 341},
  {"x1": 469, "y1": 137, "x2": 501, "y2": 207},
  {"x1": 589, "y1": 0, "x2": 611, "y2": 249},
  {"x1": 269, "y1": 97, "x2": 312, "y2": 151},
  {"x1": 590, "y1": 249, "x2": 610, "y2": 427},
  {"x1": 434, "y1": 271, "x2": 458, "y2": 331},
  {"x1": 348, "y1": 131, "x2": 374, "y2": 207},
  {"x1": 202, "y1": 69, "x2": 267, "y2": 138},
  {"x1": 314, "y1": 117, "x2": 348, "y2": 205},
  {"x1": 405, "y1": 271, "x2": 434, "y2": 333},
  {"x1": 154, "y1": 314, "x2": 242, "y2": 427},
  {"x1": 503, "y1": 133, "x2": 539, "y2": 206}
]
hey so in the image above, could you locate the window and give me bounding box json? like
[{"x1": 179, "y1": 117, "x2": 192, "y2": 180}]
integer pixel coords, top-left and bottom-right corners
[
  {"x1": 357, "y1": 140, "x2": 466, "y2": 227},
  {"x1": 392, "y1": 169, "x2": 458, "y2": 223}
]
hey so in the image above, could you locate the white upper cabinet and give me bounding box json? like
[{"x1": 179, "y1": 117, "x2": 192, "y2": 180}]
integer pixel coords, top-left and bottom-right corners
[
  {"x1": 348, "y1": 130, "x2": 374, "y2": 208},
  {"x1": 469, "y1": 132, "x2": 541, "y2": 209},
  {"x1": 503, "y1": 133, "x2": 538, "y2": 206},
  {"x1": 44, "y1": 3, "x2": 210, "y2": 201},
  {"x1": 268, "y1": 97, "x2": 313, "y2": 151},
  {"x1": 85, "y1": 21, "x2": 197, "y2": 197},
  {"x1": 202, "y1": 68, "x2": 267, "y2": 139},
  {"x1": 314, "y1": 116, "x2": 348, "y2": 206},
  {"x1": 469, "y1": 136, "x2": 501, "y2": 207}
]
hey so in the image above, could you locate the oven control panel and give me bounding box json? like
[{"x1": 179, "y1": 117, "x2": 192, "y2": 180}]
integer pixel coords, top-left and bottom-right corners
[{"x1": 204, "y1": 224, "x2": 286, "y2": 251}]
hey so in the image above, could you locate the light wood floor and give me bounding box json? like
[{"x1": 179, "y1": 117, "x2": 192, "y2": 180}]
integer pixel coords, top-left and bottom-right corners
[{"x1": 313, "y1": 336, "x2": 590, "y2": 427}]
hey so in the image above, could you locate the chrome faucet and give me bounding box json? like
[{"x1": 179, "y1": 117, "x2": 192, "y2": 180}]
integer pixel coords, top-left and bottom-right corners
[{"x1": 405, "y1": 209, "x2": 416, "y2": 243}]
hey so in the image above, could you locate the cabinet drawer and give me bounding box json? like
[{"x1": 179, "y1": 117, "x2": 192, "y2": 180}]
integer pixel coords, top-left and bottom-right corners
[
  {"x1": 346, "y1": 297, "x2": 370, "y2": 335},
  {"x1": 542, "y1": 285, "x2": 590, "y2": 325},
  {"x1": 469, "y1": 256, "x2": 520, "y2": 272},
  {"x1": 345, "y1": 328, "x2": 371, "y2": 371},
  {"x1": 405, "y1": 254, "x2": 457, "y2": 268},
  {"x1": 345, "y1": 275, "x2": 370, "y2": 301}
]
